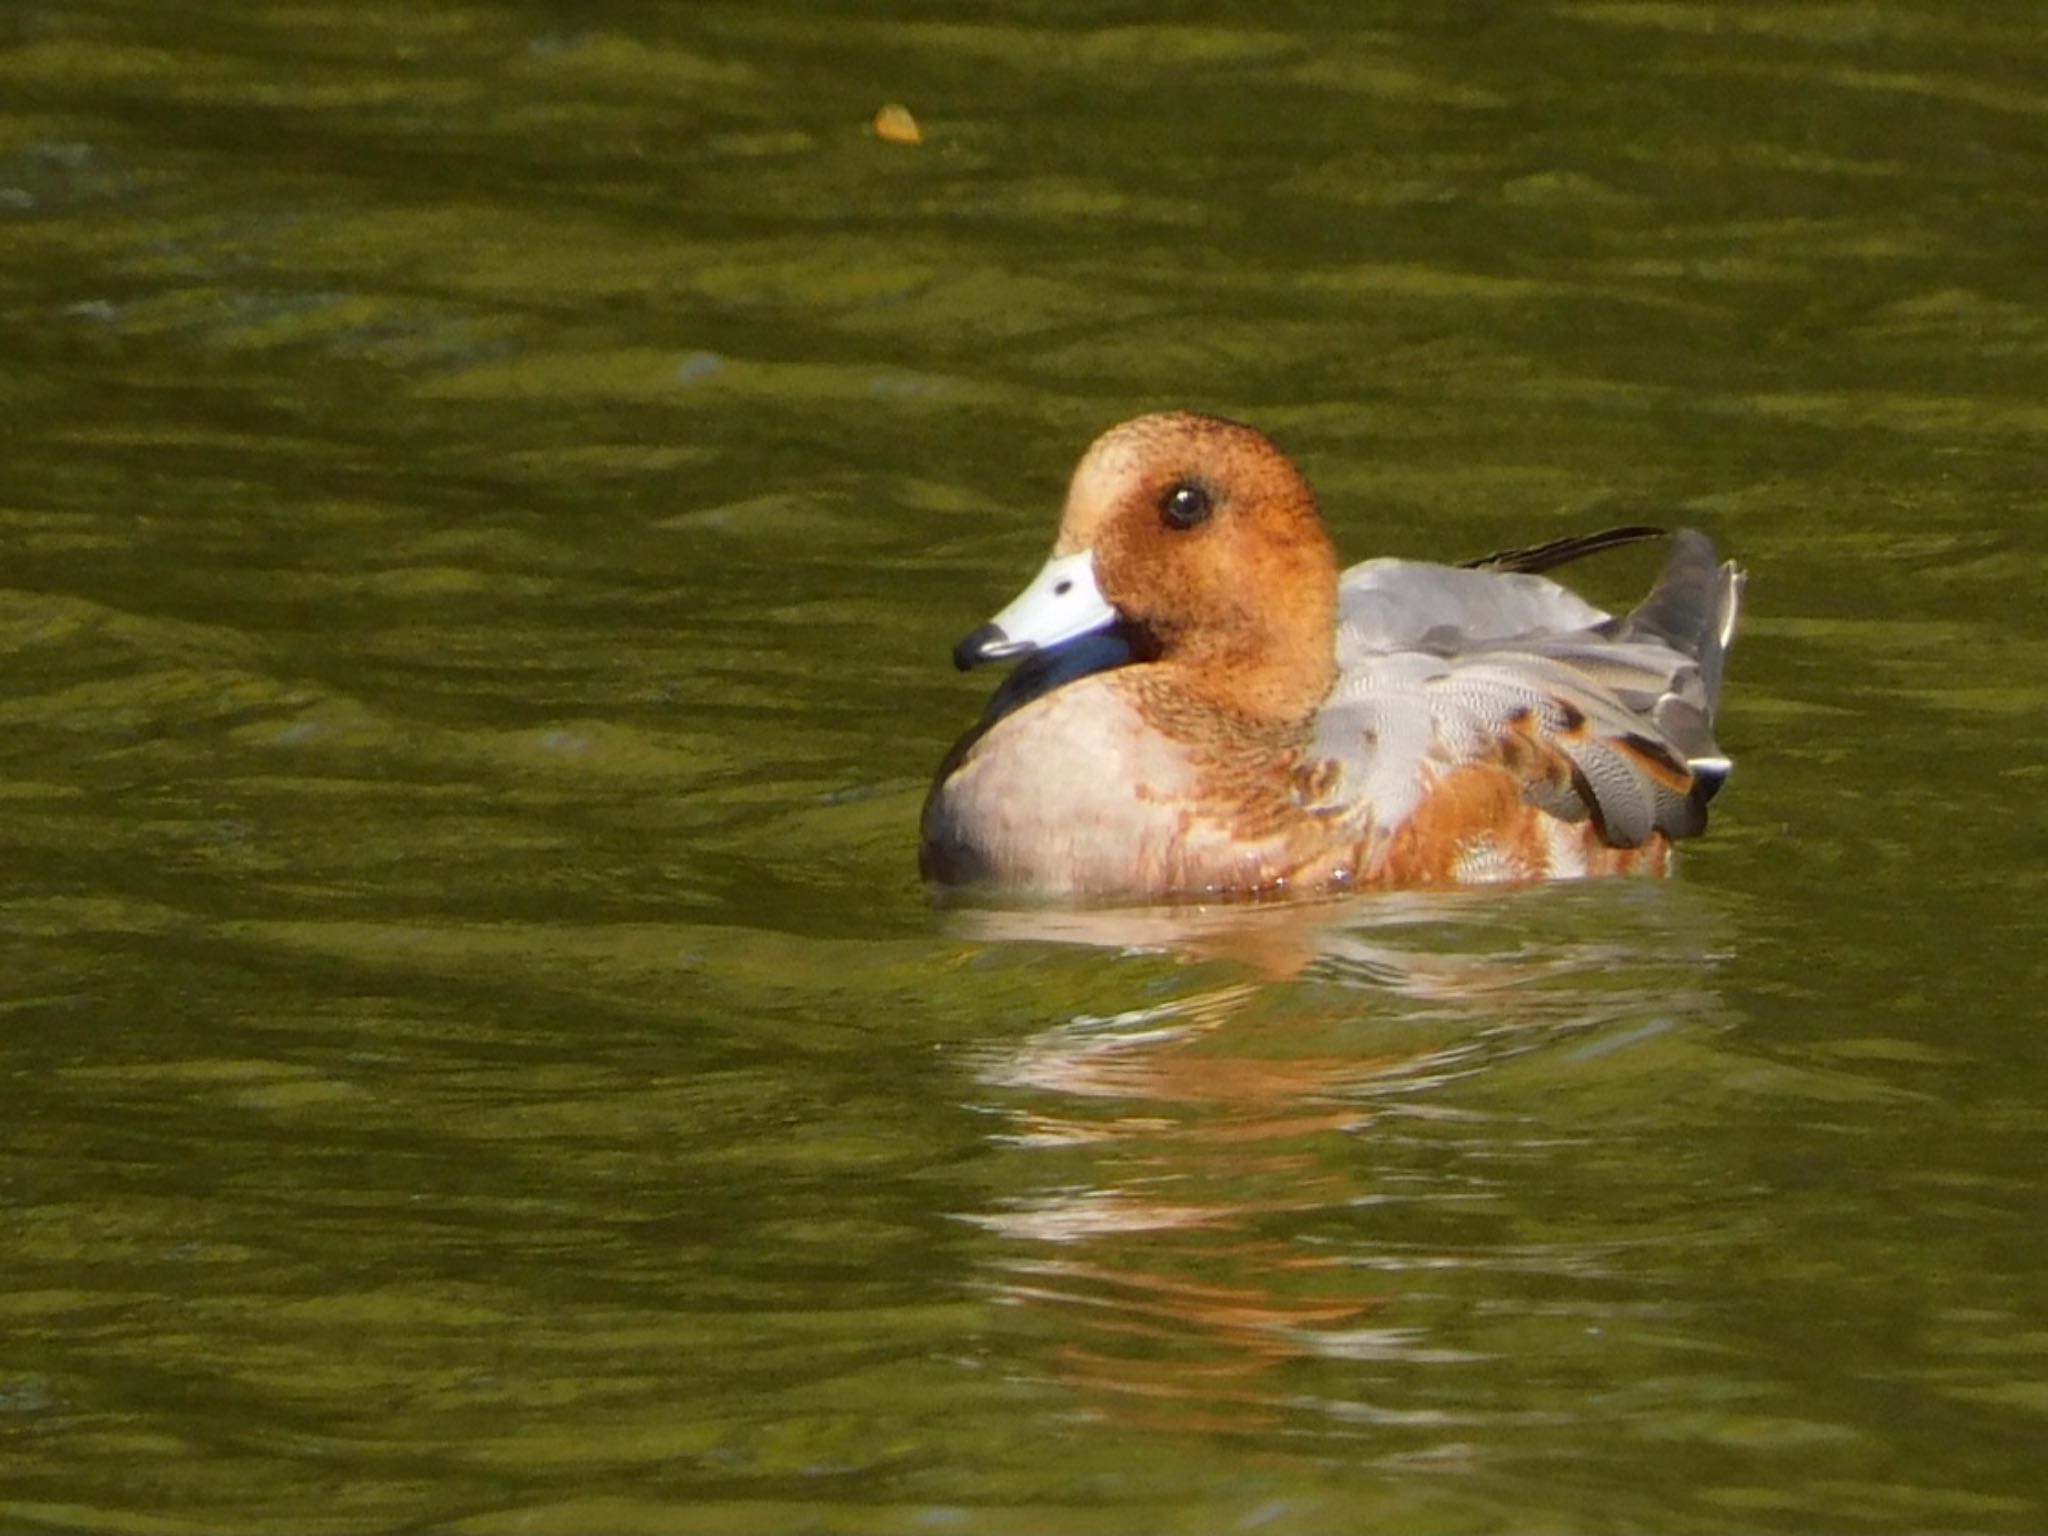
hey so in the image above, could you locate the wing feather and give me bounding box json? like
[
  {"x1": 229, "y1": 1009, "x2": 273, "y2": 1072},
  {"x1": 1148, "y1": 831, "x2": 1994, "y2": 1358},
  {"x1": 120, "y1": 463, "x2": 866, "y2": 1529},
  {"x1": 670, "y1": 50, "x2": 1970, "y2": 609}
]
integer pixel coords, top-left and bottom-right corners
[{"x1": 1309, "y1": 530, "x2": 1742, "y2": 850}]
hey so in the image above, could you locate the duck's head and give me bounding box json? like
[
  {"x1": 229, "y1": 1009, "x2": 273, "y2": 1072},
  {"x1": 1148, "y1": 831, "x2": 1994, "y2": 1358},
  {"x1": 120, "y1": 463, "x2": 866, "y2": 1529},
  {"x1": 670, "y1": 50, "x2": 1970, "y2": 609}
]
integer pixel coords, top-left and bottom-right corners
[{"x1": 955, "y1": 413, "x2": 1341, "y2": 724}]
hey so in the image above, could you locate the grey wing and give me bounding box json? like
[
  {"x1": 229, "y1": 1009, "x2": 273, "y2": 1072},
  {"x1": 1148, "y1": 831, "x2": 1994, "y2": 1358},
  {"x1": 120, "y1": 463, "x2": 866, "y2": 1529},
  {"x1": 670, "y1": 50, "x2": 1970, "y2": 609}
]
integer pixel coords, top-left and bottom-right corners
[
  {"x1": 1315, "y1": 531, "x2": 1745, "y2": 848},
  {"x1": 1337, "y1": 560, "x2": 1615, "y2": 658}
]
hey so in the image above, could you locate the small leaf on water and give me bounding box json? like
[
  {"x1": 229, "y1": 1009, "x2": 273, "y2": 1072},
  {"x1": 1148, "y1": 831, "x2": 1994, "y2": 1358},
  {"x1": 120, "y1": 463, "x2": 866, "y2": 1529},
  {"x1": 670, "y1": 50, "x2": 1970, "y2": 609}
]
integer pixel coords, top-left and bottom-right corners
[{"x1": 872, "y1": 102, "x2": 922, "y2": 145}]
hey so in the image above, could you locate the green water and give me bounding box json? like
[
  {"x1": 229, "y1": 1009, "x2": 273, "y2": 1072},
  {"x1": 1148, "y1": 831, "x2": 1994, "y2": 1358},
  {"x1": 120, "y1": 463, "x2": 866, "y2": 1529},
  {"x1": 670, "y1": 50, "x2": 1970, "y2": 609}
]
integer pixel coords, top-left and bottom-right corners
[{"x1": 3, "y1": 3, "x2": 2045, "y2": 1531}]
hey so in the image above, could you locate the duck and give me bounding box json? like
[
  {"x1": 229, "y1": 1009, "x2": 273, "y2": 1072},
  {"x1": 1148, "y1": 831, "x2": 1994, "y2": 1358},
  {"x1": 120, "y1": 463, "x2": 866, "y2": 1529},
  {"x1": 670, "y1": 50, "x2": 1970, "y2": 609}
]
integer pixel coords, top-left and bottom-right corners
[{"x1": 921, "y1": 412, "x2": 1745, "y2": 902}]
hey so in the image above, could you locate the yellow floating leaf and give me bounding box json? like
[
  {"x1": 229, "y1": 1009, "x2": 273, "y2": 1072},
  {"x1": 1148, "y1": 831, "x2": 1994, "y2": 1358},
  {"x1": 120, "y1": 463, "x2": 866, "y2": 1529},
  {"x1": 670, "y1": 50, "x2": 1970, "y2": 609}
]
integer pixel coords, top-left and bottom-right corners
[{"x1": 872, "y1": 102, "x2": 922, "y2": 145}]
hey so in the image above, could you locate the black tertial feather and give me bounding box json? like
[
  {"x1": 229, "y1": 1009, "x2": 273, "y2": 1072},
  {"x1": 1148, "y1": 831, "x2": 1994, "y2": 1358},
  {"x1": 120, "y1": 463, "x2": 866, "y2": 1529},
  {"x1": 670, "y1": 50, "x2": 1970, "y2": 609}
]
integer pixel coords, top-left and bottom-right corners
[{"x1": 1461, "y1": 524, "x2": 1667, "y2": 575}]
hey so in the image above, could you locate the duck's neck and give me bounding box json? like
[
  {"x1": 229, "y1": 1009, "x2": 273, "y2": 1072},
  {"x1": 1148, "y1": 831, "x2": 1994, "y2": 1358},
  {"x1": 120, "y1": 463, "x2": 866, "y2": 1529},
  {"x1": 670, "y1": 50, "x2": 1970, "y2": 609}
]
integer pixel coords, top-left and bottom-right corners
[
  {"x1": 1135, "y1": 632, "x2": 1338, "y2": 741},
  {"x1": 1146, "y1": 577, "x2": 1339, "y2": 730}
]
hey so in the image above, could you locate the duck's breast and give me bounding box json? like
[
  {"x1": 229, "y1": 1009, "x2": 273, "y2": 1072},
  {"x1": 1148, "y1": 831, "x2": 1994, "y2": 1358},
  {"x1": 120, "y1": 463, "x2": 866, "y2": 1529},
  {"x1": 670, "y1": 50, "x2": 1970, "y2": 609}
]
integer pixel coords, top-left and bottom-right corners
[{"x1": 921, "y1": 675, "x2": 1319, "y2": 899}]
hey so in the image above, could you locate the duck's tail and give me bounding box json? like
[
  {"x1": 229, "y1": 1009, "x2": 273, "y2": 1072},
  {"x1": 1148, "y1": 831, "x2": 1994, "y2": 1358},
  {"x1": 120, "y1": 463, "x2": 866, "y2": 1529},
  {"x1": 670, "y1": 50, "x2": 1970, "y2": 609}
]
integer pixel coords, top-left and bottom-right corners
[
  {"x1": 1462, "y1": 523, "x2": 1746, "y2": 718},
  {"x1": 1599, "y1": 528, "x2": 1746, "y2": 813},
  {"x1": 1618, "y1": 528, "x2": 1746, "y2": 717}
]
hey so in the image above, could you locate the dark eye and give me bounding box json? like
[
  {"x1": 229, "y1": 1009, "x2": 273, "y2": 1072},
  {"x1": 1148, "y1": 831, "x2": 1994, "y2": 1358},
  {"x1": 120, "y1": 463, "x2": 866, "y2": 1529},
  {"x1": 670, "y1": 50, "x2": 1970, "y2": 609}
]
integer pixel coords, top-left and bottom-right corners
[{"x1": 1161, "y1": 482, "x2": 1213, "y2": 530}]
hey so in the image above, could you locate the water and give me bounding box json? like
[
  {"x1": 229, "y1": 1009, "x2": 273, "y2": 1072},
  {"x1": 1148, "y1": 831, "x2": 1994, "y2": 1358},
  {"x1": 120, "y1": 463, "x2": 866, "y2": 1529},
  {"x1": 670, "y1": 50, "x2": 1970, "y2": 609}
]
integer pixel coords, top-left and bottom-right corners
[{"x1": 3, "y1": 2, "x2": 2045, "y2": 1530}]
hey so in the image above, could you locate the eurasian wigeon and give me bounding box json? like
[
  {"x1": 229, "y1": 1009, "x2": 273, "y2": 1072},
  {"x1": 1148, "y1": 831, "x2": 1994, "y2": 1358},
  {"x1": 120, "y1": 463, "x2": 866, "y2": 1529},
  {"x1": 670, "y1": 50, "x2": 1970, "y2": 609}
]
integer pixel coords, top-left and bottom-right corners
[{"x1": 921, "y1": 412, "x2": 1745, "y2": 902}]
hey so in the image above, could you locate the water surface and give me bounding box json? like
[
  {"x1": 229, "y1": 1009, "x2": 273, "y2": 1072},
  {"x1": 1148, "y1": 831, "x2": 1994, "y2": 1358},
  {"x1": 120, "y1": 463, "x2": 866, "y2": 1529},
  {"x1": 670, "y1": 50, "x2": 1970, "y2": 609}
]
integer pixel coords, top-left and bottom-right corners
[{"x1": 2, "y1": 3, "x2": 2045, "y2": 1531}]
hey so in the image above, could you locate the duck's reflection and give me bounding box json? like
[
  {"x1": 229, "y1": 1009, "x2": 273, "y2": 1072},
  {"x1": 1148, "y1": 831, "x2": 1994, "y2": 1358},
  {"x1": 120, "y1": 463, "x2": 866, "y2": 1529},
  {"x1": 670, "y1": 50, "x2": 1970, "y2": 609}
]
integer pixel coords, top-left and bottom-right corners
[{"x1": 952, "y1": 885, "x2": 1729, "y2": 1435}]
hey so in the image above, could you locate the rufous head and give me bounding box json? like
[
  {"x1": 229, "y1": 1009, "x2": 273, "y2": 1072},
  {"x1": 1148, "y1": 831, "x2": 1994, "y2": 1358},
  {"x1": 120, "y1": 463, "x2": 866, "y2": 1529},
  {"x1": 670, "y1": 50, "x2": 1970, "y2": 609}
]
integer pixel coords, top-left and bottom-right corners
[{"x1": 955, "y1": 413, "x2": 1341, "y2": 724}]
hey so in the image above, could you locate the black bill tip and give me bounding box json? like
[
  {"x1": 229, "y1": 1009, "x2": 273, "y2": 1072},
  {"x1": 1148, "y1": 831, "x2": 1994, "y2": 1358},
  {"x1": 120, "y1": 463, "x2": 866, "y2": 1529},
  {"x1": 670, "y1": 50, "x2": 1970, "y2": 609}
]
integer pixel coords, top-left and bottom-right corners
[{"x1": 952, "y1": 623, "x2": 1019, "y2": 671}]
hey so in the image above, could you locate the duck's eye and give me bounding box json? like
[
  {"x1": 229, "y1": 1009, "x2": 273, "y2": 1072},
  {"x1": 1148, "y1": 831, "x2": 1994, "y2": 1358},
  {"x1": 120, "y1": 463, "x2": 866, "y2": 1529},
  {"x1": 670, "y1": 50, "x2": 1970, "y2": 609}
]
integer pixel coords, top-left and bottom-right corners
[{"x1": 1161, "y1": 482, "x2": 1213, "y2": 530}]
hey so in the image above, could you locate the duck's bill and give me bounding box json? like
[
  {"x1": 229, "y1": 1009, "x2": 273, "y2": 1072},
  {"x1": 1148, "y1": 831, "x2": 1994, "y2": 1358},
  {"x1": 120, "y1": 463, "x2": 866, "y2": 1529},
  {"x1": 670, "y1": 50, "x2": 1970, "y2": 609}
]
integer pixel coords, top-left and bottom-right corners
[{"x1": 953, "y1": 550, "x2": 1117, "y2": 671}]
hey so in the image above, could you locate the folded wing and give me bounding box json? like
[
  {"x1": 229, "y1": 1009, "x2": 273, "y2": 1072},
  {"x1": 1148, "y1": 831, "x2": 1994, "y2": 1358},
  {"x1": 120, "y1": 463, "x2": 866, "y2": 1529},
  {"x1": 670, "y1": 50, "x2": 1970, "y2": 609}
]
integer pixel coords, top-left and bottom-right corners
[{"x1": 1313, "y1": 528, "x2": 1745, "y2": 851}]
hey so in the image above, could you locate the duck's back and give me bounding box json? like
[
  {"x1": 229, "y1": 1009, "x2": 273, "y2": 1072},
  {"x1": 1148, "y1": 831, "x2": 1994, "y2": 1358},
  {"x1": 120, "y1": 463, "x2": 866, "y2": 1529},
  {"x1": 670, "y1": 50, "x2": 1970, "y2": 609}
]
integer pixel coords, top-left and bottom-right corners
[{"x1": 1305, "y1": 528, "x2": 1745, "y2": 882}]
